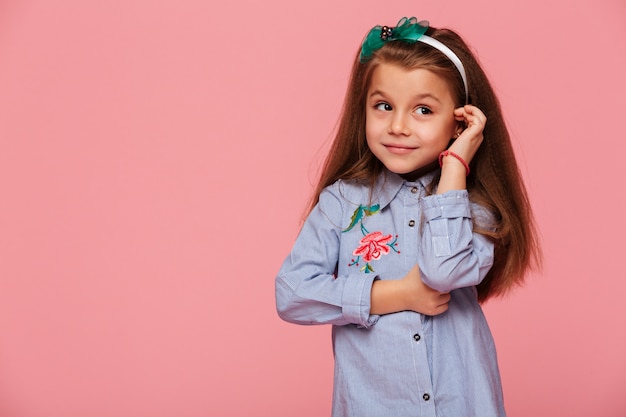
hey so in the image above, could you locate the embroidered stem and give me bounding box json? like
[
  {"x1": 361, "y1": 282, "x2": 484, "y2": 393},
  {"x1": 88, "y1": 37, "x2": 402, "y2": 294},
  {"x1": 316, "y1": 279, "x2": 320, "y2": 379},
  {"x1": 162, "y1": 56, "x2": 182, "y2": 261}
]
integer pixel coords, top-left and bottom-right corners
[
  {"x1": 387, "y1": 235, "x2": 400, "y2": 253},
  {"x1": 348, "y1": 256, "x2": 361, "y2": 267}
]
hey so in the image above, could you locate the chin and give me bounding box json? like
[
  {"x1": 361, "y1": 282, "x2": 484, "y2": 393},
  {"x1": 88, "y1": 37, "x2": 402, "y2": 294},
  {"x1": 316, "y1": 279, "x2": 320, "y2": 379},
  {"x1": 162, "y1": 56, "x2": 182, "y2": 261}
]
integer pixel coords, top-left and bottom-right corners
[{"x1": 395, "y1": 162, "x2": 438, "y2": 180}]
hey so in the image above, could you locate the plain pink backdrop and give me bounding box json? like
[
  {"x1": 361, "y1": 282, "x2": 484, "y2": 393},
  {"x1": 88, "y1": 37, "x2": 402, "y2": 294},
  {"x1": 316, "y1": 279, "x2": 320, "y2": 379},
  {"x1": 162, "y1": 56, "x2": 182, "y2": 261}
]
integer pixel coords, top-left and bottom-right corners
[{"x1": 1, "y1": 0, "x2": 625, "y2": 416}]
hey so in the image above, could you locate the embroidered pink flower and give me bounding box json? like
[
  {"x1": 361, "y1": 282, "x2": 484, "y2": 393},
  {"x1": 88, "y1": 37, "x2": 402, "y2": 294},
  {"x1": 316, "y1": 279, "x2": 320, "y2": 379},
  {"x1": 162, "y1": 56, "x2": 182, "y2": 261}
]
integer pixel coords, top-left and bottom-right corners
[{"x1": 353, "y1": 231, "x2": 393, "y2": 262}]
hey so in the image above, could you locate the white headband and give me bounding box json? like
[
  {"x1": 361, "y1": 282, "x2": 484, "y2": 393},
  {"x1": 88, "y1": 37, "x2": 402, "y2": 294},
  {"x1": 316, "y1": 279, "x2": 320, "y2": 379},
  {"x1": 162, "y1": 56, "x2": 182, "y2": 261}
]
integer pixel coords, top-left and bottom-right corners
[
  {"x1": 360, "y1": 17, "x2": 469, "y2": 103},
  {"x1": 415, "y1": 35, "x2": 468, "y2": 103}
]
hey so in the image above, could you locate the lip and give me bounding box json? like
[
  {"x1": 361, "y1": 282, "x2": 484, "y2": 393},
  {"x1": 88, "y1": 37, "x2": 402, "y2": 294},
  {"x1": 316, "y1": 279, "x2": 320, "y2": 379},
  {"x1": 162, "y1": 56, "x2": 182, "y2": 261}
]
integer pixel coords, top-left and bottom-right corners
[{"x1": 384, "y1": 144, "x2": 417, "y2": 155}]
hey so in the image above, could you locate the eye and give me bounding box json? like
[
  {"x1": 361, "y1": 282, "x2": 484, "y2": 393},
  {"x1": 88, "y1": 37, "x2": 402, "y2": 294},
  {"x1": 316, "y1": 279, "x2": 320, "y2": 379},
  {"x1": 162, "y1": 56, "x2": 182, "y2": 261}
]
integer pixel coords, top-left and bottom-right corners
[
  {"x1": 415, "y1": 106, "x2": 432, "y2": 115},
  {"x1": 374, "y1": 102, "x2": 392, "y2": 111}
]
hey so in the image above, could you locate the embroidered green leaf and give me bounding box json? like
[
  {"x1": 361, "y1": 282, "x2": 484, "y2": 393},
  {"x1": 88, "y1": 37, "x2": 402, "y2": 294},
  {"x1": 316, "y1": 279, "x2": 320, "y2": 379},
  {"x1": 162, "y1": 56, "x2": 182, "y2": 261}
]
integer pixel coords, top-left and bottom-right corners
[
  {"x1": 343, "y1": 206, "x2": 364, "y2": 232},
  {"x1": 360, "y1": 263, "x2": 374, "y2": 273},
  {"x1": 344, "y1": 204, "x2": 380, "y2": 233},
  {"x1": 363, "y1": 204, "x2": 380, "y2": 216}
]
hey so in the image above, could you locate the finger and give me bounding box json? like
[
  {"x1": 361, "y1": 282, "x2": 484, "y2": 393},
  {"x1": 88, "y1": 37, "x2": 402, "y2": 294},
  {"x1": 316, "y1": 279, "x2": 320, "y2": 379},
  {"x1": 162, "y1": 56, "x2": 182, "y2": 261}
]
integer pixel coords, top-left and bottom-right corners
[
  {"x1": 464, "y1": 113, "x2": 486, "y2": 129},
  {"x1": 454, "y1": 107, "x2": 468, "y2": 121},
  {"x1": 464, "y1": 106, "x2": 487, "y2": 124},
  {"x1": 463, "y1": 104, "x2": 482, "y2": 114},
  {"x1": 459, "y1": 105, "x2": 484, "y2": 119},
  {"x1": 455, "y1": 109, "x2": 480, "y2": 127},
  {"x1": 432, "y1": 302, "x2": 449, "y2": 315}
]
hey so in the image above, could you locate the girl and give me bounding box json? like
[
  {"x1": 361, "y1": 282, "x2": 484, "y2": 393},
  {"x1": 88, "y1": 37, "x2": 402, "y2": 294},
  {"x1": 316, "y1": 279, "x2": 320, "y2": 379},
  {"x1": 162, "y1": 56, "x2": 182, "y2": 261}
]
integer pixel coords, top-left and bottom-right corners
[{"x1": 275, "y1": 17, "x2": 541, "y2": 417}]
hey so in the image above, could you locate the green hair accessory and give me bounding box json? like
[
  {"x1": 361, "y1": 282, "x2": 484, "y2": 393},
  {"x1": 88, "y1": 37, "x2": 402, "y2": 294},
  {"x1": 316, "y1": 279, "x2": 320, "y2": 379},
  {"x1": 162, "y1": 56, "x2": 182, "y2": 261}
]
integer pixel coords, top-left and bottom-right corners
[
  {"x1": 359, "y1": 16, "x2": 469, "y2": 103},
  {"x1": 360, "y1": 17, "x2": 429, "y2": 63}
]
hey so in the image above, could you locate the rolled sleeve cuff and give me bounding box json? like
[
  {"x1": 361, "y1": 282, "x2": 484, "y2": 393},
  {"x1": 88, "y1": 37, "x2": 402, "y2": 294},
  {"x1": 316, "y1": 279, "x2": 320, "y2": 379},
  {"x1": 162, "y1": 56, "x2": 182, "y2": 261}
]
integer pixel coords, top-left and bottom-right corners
[
  {"x1": 422, "y1": 190, "x2": 471, "y2": 221},
  {"x1": 341, "y1": 273, "x2": 379, "y2": 328}
]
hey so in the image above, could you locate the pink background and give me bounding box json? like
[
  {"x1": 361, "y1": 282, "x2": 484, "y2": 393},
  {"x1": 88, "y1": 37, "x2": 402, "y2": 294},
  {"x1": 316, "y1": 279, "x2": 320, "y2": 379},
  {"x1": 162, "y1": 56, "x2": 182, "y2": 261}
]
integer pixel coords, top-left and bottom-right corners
[{"x1": 1, "y1": 0, "x2": 624, "y2": 416}]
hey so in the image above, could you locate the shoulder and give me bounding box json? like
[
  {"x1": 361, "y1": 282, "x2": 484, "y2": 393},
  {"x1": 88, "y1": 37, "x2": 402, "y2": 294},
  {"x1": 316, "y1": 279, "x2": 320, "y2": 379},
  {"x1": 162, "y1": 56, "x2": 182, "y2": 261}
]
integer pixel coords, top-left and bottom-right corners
[
  {"x1": 322, "y1": 178, "x2": 371, "y2": 201},
  {"x1": 322, "y1": 171, "x2": 403, "y2": 210},
  {"x1": 314, "y1": 179, "x2": 373, "y2": 230}
]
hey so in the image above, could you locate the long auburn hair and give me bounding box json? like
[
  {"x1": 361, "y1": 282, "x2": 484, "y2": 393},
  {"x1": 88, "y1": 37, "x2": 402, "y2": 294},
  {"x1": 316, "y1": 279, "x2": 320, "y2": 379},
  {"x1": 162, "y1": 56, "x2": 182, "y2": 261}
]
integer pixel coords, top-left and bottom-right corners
[{"x1": 307, "y1": 25, "x2": 541, "y2": 302}]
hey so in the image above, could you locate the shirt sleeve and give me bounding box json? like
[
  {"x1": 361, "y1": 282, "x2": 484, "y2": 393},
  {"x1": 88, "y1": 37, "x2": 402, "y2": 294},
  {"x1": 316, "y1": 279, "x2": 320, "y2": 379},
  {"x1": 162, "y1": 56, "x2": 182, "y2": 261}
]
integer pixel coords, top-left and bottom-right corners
[
  {"x1": 275, "y1": 186, "x2": 379, "y2": 328},
  {"x1": 417, "y1": 189, "x2": 495, "y2": 293}
]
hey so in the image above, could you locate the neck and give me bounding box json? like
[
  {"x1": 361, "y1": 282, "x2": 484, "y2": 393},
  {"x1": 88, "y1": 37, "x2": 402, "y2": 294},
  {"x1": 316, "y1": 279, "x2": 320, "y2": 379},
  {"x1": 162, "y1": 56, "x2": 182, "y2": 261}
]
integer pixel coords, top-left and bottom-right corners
[{"x1": 399, "y1": 161, "x2": 439, "y2": 182}]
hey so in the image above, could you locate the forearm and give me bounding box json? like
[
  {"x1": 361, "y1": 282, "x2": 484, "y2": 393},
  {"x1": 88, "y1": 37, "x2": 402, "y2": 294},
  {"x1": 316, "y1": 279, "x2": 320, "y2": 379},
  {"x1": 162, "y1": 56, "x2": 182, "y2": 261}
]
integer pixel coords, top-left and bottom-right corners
[
  {"x1": 418, "y1": 192, "x2": 495, "y2": 293},
  {"x1": 438, "y1": 104, "x2": 485, "y2": 195},
  {"x1": 370, "y1": 278, "x2": 406, "y2": 315},
  {"x1": 437, "y1": 155, "x2": 467, "y2": 193},
  {"x1": 276, "y1": 271, "x2": 378, "y2": 327},
  {"x1": 370, "y1": 265, "x2": 451, "y2": 316}
]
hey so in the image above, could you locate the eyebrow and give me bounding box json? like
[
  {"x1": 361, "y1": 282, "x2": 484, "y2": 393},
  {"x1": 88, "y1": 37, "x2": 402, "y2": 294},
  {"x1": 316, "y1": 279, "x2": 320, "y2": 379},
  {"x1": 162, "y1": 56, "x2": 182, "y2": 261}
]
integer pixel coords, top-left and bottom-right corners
[{"x1": 368, "y1": 90, "x2": 442, "y2": 103}]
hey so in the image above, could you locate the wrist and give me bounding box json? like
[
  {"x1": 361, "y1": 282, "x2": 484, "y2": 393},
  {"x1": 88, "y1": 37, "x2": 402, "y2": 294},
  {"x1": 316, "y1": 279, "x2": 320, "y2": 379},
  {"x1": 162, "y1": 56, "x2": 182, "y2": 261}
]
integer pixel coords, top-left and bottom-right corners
[
  {"x1": 438, "y1": 150, "x2": 470, "y2": 176},
  {"x1": 370, "y1": 278, "x2": 407, "y2": 315}
]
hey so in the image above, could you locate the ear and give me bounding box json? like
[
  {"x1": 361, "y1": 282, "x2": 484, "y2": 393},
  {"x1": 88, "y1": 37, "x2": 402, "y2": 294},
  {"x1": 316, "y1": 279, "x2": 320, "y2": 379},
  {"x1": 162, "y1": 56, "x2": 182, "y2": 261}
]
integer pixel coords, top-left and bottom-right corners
[{"x1": 453, "y1": 123, "x2": 464, "y2": 138}]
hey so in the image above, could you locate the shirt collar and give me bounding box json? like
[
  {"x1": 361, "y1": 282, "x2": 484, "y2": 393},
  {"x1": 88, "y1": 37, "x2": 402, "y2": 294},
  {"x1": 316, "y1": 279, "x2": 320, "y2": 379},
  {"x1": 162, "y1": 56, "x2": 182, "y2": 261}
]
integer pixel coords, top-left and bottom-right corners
[{"x1": 374, "y1": 169, "x2": 438, "y2": 210}]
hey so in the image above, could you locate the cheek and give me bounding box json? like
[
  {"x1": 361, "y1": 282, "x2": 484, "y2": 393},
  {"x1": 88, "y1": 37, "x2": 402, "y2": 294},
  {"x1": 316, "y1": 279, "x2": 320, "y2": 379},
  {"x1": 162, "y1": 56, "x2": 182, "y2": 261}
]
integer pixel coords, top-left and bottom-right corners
[
  {"x1": 364, "y1": 116, "x2": 376, "y2": 141},
  {"x1": 428, "y1": 119, "x2": 457, "y2": 140},
  {"x1": 364, "y1": 122, "x2": 381, "y2": 153},
  {"x1": 365, "y1": 129, "x2": 375, "y2": 151},
  {"x1": 445, "y1": 115, "x2": 458, "y2": 135},
  {"x1": 418, "y1": 123, "x2": 454, "y2": 147}
]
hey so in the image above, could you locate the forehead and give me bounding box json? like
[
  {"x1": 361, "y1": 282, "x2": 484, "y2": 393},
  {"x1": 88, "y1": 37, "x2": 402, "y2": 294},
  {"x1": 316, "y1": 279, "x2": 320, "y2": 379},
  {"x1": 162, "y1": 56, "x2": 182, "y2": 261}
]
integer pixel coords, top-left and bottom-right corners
[{"x1": 368, "y1": 62, "x2": 455, "y2": 102}]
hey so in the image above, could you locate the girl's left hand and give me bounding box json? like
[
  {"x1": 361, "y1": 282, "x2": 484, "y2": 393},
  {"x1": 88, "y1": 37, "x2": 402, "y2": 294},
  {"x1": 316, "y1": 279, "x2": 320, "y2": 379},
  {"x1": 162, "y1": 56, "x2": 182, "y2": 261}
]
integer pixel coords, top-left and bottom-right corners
[{"x1": 448, "y1": 104, "x2": 487, "y2": 165}]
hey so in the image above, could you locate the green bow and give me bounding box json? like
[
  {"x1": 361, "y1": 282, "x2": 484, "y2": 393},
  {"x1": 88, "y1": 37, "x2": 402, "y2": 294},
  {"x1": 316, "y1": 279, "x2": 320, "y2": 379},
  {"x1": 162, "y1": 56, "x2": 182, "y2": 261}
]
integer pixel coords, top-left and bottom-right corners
[{"x1": 359, "y1": 17, "x2": 429, "y2": 63}]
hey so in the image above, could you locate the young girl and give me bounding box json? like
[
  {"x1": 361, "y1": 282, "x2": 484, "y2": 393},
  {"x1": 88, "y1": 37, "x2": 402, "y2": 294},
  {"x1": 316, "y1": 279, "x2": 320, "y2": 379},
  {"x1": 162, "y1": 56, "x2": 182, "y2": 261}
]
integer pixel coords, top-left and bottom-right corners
[{"x1": 275, "y1": 17, "x2": 541, "y2": 417}]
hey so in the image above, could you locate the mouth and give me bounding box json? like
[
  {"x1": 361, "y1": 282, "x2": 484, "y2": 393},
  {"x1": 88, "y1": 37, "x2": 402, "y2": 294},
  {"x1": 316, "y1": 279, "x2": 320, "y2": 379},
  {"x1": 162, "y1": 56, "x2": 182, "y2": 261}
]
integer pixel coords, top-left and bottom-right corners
[{"x1": 384, "y1": 144, "x2": 417, "y2": 155}]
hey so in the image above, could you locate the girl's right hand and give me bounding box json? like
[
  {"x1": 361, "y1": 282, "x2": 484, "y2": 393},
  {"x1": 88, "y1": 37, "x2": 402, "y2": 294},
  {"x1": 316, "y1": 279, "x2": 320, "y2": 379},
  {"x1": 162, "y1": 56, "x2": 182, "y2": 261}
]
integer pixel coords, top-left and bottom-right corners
[
  {"x1": 401, "y1": 265, "x2": 450, "y2": 316},
  {"x1": 370, "y1": 265, "x2": 450, "y2": 316}
]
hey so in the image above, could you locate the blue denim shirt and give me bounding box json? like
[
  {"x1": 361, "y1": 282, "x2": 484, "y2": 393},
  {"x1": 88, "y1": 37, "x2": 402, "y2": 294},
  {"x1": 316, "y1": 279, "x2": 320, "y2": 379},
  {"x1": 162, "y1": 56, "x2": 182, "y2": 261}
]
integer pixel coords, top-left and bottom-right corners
[{"x1": 276, "y1": 170, "x2": 506, "y2": 417}]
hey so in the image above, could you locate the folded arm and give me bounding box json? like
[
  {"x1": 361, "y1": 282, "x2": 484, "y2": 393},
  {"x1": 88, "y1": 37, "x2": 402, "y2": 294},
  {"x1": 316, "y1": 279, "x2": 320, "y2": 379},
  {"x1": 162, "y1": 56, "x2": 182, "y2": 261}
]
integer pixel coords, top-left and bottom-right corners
[
  {"x1": 275, "y1": 188, "x2": 379, "y2": 328},
  {"x1": 417, "y1": 190, "x2": 495, "y2": 293}
]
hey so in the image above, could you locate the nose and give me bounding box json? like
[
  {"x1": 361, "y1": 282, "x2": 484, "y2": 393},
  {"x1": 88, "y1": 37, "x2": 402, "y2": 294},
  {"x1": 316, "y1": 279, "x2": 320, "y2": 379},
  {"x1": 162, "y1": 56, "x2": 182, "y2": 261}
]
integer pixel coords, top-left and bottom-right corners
[{"x1": 388, "y1": 112, "x2": 410, "y2": 136}]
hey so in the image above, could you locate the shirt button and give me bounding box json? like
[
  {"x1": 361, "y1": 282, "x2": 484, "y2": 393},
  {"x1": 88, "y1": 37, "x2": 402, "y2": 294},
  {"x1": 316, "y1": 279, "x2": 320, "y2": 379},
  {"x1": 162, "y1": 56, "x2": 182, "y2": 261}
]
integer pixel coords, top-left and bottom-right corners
[
  {"x1": 413, "y1": 333, "x2": 421, "y2": 342},
  {"x1": 423, "y1": 393, "x2": 430, "y2": 401},
  {"x1": 408, "y1": 220, "x2": 415, "y2": 227},
  {"x1": 411, "y1": 187, "x2": 418, "y2": 194}
]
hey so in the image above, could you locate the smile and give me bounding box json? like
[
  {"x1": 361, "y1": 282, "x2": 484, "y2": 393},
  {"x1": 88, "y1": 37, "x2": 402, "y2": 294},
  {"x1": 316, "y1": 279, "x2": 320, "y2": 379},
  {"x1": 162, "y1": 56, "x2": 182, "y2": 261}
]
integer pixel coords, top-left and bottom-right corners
[{"x1": 384, "y1": 144, "x2": 416, "y2": 155}]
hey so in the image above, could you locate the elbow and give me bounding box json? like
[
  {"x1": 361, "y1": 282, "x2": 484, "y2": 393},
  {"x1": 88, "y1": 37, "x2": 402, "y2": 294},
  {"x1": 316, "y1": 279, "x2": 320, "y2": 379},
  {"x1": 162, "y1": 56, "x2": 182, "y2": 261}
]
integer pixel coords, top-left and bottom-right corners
[
  {"x1": 422, "y1": 271, "x2": 480, "y2": 293},
  {"x1": 275, "y1": 277, "x2": 311, "y2": 325},
  {"x1": 275, "y1": 296, "x2": 319, "y2": 325},
  {"x1": 275, "y1": 280, "x2": 297, "y2": 323},
  {"x1": 420, "y1": 257, "x2": 491, "y2": 293},
  {"x1": 276, "y1": 295, "x2": 298, "y2": 323}
]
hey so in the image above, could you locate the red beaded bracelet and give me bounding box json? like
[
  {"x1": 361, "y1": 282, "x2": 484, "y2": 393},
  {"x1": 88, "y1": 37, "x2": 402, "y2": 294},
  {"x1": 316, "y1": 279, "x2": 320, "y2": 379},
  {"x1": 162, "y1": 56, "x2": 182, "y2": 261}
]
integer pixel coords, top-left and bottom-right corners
[{"x1": 438, "y1": 150, "x2": 470, "y2": 176}]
